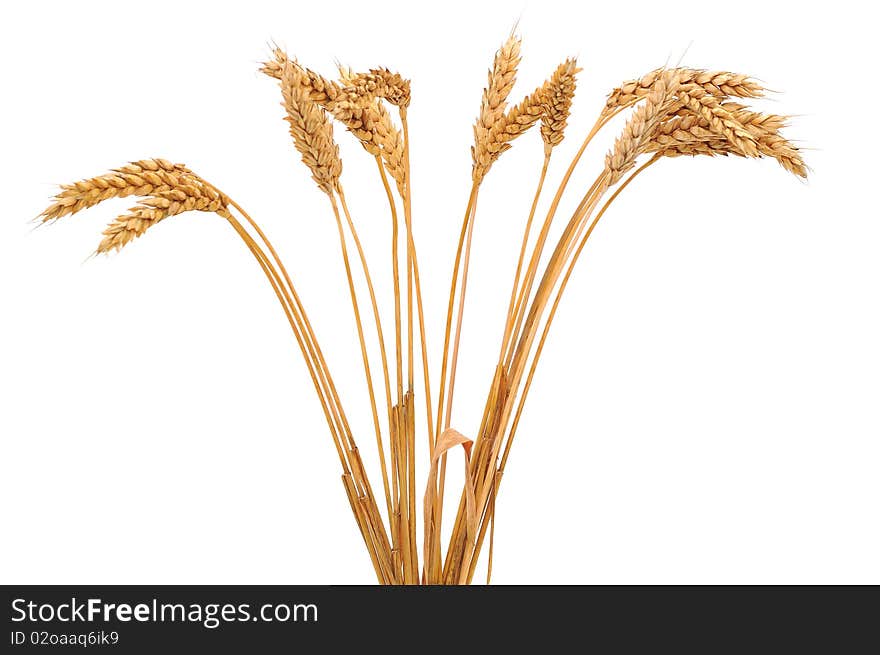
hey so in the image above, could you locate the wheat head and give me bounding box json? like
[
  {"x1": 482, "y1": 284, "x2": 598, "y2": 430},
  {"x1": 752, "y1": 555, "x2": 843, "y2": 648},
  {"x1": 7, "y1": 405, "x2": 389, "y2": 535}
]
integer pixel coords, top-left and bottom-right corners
[
  {"x1": 605, "y1": 68, "x2": 764, "y2": 115},
  {"x1": 38, "y1": 159, "x2": 193, "y2": 223},
  {"x1": 472, "y1": 34, "x2": 522, "y2": 183},
  {"x1": 540, "y1": 58, "x2": 581, "y2": 151},
  {"x1": 39, "y1": 159, "x2": 230, "y2": 253},
  {"x1": 653, "y1": 106, "x2": 806, "y2": 176},
  {"x1": 280, "y1": 61, "x2": 342, "y2": 195}
]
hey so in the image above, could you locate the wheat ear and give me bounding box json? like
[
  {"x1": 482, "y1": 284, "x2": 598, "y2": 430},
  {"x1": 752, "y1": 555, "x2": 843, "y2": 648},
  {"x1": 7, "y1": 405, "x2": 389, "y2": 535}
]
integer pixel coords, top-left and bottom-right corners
[
  {"x1": 280, "y1": 61, "x2": 342, "y2": 195},
  {"x1": 540, "y1": 58, "x2": 581, "y2": 151},
  {"x1": 38, "y1": 159, "x2": 229, "y2": 253},
  {"x1": 605, "y1": 68, "x2": 764, "y2": 115},
  {"x1": 38, "y1": 159, "x2": 193, "y2": 222}
]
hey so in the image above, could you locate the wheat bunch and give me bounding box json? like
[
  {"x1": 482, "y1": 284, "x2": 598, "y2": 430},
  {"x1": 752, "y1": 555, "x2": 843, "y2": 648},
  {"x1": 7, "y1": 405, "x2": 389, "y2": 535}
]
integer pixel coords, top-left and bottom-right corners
[{"x1": 39, "y1": 31, "x2": 806, "y2": 585}]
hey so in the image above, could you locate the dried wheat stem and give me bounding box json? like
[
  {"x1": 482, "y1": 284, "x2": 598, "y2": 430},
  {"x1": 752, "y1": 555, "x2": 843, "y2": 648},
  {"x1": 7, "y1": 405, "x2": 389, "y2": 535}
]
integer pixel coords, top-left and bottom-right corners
[
  {"x1": 226, "y1": 202, "x2": 357, "y2": 475},
  {"x1": 224, "y1": 208, "x2": 392, "y2": 582},
  {"x1": 444, "y1": 108, "x2": 615, "y2": 582},
  {"x1": 328, "y1": 193, "x2": 387, "y2": 508},
  {"x1": 222, "y1": 212, "x2": 347, "y2": 469},
  {"x1": 499, "y1": 153, "x2": 551, "y2": 364},
  {"x1": 384, "y1": 129, "x2": 434, "y2": 451},
  {"x1": 337, "y1": 188, "x2": 395, "y2": 531},
  {"x1": 503, "y1": 157, "x2": 657, "y2": 475},
  {"x1": 398, "y1": 108, "x2": 421, "y2": 583},
  {"x1": 225, "y1": 206, "x2": 393, "y2": 575},
  {"x1": 501, "y1": 110, "x2": 616, "y2": 370}
]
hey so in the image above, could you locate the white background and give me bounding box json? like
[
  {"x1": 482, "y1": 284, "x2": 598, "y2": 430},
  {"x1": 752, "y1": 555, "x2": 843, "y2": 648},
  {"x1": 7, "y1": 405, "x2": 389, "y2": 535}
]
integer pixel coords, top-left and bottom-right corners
[{"x1": 1, "y1": 0, "x2": 878, "y2": 584}]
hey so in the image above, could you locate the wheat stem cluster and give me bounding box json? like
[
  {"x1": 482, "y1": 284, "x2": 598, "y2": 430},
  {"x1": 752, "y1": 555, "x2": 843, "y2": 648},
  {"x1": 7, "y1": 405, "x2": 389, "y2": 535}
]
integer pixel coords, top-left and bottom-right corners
[{"x1": 38, "y1": 33, "x2": 805, "y2": 584}]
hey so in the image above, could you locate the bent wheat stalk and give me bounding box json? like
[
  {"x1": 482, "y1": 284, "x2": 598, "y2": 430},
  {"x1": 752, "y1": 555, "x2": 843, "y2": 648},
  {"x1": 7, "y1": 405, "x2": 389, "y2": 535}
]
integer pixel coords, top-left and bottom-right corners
[{"x1": 38, "y1": 32, "x2": 805, "y2": 584}]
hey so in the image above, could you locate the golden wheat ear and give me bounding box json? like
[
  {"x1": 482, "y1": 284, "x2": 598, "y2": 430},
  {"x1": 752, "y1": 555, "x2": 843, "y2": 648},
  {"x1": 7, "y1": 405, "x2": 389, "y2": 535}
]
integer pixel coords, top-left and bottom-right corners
[
  {"x1": 471, "y1": 33, "x2": 522, "y2": 183},
  {"x1": 540, "y1": 58, "x2": 581, "y2": 151},
  {"x1": 38, "y1": 158, "x2": 231, "y2": 253},
  {"x1": 279, "y1": 60, "x2": 342, "y2": 195},
  {"x1": 603, "y1": 68, "x2": 806, "y2": 178},
  {"x1": 472, "y1": 52, "x2": 581, "y2": 183},
  {"x1": 648, "y1": 104, "x2": 807, "y2": 177}
]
